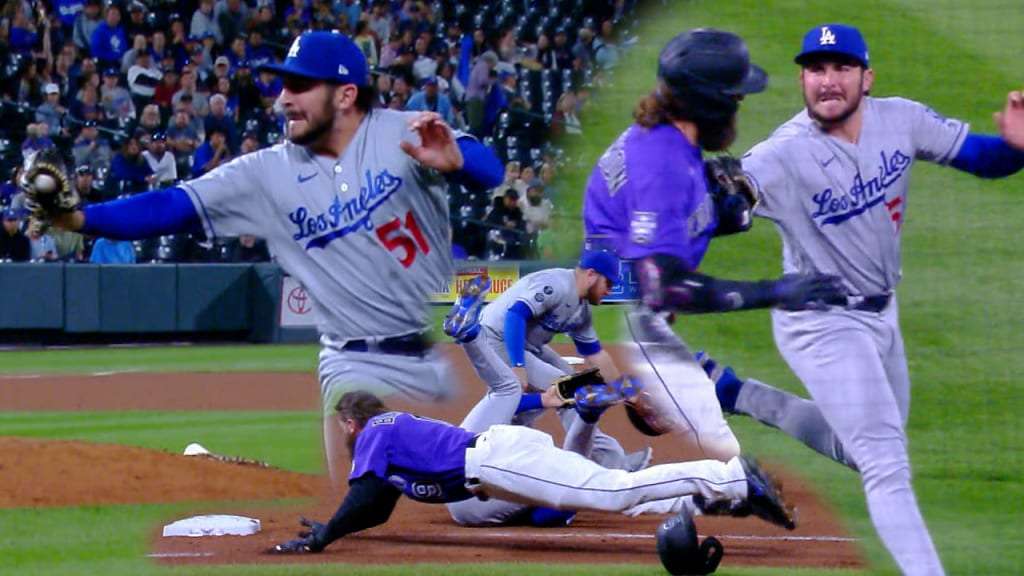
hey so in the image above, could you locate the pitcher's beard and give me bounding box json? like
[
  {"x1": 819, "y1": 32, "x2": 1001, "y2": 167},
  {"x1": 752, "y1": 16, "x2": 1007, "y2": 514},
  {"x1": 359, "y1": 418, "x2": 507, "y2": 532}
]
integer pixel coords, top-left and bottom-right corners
[{"x1": 288, "y1": 98, "x2": 336, "y2": 146}]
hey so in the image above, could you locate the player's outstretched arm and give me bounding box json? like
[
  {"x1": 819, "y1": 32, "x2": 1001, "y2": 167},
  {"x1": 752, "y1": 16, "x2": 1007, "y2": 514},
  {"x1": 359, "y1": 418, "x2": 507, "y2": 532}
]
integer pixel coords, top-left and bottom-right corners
[
  {"x1": 995, "y1": 88, "x2": 1024, "y2": 151},
  {"x1": 270, "y1": 474, "x2": 401, "y2": 554},
  {"x1": 637, "y1": 258, "x2": 848, "y2": 314},
  {"x1": 56, "y1": 187, "x2": 204, "y2": 240},
  {"x1": 21, "y1": 149, "x2": 203, "y2": 240},
  {"x1": 400, "y1": 111, "x2": 503, "y2": 190},
  {"x1": 947, "y1": 90, "x2": 1024, "y2": 179}
]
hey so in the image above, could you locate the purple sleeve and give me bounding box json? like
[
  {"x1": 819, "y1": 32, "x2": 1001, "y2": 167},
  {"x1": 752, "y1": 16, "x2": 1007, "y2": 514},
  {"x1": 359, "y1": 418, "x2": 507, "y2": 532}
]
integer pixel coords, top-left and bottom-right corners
[{"x1": 349, "y1": 425, "x2": 390, "y2": 481}]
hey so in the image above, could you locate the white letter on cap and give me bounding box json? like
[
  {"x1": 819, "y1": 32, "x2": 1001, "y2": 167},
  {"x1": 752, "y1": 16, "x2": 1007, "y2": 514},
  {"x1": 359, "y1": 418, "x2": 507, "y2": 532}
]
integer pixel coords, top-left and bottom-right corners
[{"x1": 819, "y1": 26, "x2": 836, "y2": 46}]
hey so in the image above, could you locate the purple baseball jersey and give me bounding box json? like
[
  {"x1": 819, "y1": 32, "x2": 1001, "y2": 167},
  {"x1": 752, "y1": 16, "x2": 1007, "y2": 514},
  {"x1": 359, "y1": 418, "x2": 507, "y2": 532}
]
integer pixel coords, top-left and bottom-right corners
[
  {"x1": 350, "y1": 412, "x2": 477, "y2": 503},
  {"x1": 583, "y1": 124, "x2": 717, "y2": 269}
]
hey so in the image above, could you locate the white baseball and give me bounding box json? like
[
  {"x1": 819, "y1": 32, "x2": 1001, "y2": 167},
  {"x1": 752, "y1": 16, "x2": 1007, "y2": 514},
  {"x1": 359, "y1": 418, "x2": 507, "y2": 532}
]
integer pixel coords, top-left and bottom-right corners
[{"x1": 32, "y1": 173, "x2": 58, "y2": 194}]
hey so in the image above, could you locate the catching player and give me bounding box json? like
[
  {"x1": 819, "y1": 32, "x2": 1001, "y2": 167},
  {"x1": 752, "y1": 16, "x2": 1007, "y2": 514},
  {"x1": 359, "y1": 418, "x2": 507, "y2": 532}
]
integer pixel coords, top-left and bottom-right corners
[{"x1": 19, "y1": 31, "x2": 504, "y2": 488}]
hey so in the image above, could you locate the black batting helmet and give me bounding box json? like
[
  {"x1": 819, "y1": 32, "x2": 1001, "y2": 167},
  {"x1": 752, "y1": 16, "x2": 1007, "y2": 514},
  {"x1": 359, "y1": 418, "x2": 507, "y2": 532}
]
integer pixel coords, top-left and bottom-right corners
[
  {"x1": 656, "y1": 28, "x2": 768, "y2": 122},
  {"x1": 656, "y1": 509, "x2": 724, "y2": 575}
]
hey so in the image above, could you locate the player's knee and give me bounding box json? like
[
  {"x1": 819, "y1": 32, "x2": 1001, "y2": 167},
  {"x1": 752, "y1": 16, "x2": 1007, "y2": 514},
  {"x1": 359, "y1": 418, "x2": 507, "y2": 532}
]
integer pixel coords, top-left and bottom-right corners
[
  {"x1": 856, "y1": 449, "x2": 911, "y2": 493},
  {"x1": 491, "y1": 374, "x2": 521, "y2": 397},
  {"x1": 846, "y1": 433, "x2": 910, "y2": 490},
  {"x1": 594, "y1": 470, "x2": 640, "y2": 512}
]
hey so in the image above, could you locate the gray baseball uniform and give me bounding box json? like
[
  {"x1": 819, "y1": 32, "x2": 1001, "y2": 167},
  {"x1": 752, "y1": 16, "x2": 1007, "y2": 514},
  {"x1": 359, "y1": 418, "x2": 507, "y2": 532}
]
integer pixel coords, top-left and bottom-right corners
[
  {"x1": 740, "y1": 96, "x2": 966, "y2": 576},
  {"x1": 447, "y1": 268, "x2": 630, "y2": 527},
  {"x1": 183, "y1": 108, "x2": 459, "y2": 410}
]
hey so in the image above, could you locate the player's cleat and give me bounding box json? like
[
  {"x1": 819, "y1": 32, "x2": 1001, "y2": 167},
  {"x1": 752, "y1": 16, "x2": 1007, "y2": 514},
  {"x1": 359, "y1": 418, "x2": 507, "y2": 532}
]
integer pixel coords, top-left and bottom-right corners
[
  {"x1": 693, "y1": 494, "x2": 752, "y2": 518},
  {"x1": 574, "y1": 382, "x2": 627, "y2": 423},
  {"x1": 696, "y1": 351, "x2": 743, "y2": 414},
  {"x1": 444, "y1": 275, "x2": 492, "y2": 342},
  {"x1": 738, "y1": 455, "x2": 797, "y2": 530},
  {"x1": 610, "y1": 374, "x2": 643, "y2": 402},
  {"x1": 527, "y1": 506, "x2": 577, "y2": 527},
  {"x1": 625, "y1": 446, "x2": 654, "y2": 472}
]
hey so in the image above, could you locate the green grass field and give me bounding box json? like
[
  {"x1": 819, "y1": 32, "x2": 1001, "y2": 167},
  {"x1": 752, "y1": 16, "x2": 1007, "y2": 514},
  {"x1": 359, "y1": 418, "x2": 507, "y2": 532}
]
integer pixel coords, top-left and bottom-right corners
[{"x1": 3, "y1": 1, "x2": 1024, "y2": 574}]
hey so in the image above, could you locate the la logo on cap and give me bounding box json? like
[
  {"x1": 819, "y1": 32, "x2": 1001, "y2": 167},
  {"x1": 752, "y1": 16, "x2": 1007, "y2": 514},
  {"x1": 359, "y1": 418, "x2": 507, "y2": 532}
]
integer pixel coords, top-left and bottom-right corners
[
  {"x1": 287, "y1": 37, "x2": 301, "y2": 58},
  {"x1": 818, "y1": 26, "x2": 836, "y2": 46}
]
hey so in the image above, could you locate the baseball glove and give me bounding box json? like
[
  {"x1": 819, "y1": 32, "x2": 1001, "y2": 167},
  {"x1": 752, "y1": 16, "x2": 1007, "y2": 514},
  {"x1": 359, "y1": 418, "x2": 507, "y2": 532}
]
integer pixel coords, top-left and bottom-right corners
[
  {"x1": 625, "y1": 388, "x2": 675, "y2": 437},
  {"x1": 704, "y1": 155, "x2": 756, "y2": 236},
  {"x1": 20, "y1": 149, "x2": 79, "y2": 220},
  {"x1": 551, "y1": 367, "x2": 606, "y2": 405}
]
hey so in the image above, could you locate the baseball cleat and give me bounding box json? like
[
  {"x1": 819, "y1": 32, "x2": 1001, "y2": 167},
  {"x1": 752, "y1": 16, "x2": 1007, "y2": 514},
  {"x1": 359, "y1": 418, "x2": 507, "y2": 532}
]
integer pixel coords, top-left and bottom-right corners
[
  {"x1": 574, "y1": 382, "x2": 629, "y2": 423},
  {"x1": 444, "y1": 275, "x2": 491, "y2": 342},
  {"x1": 692, "y1": 494, "x2": 752, "y2": 518},
  {"x1": 610, "y1": 374, "x2": 643, "y2": 402},
  {"x1": 696, "y1": 351, "x2": 743, "y2": 414},
  {"x1": 738, "y1": 455, "x2": 797, "y2": 530}
]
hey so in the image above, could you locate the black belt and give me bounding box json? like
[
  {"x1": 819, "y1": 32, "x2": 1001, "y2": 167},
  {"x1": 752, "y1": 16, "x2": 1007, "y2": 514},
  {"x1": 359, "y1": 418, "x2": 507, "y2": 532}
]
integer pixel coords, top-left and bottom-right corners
[
  {"x1": 851, "y1": 293, "x2": 892, "y2": 313},
  {"x1": 341, "y1": 333, "x2": 431, "y2": 356}
]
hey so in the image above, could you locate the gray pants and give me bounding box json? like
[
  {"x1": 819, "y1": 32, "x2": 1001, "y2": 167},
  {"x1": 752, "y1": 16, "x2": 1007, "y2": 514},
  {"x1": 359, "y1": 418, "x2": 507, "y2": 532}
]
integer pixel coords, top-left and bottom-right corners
[{"x1": 319, "y1": 345, "x2": 457, "y2": 487}]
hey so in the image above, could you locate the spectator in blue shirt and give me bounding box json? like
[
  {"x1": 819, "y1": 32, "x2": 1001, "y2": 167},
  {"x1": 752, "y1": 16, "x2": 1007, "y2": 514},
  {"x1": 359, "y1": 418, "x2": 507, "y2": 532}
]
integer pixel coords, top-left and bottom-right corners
[
  {"x1": 191, "y1": 126, "x2": 231, "y2": 178},
  {"x1": 406, "y1": 77, "x2": 454, "y2": 125},
  {"x1": 204, "y1": 93, "x2": 239, "y2": 152},
  {"x1": 22, "y1": 123, "x2": 57, "y2": 154},
  {"x1": 8, "y1": 9, "x2": 39, "y2": 55},
  {"x1": 56, "y1": 0, "x2": 87, "y2": 34},
  {"x1": 89, "y1": 237, "x2": 136, "y2": 263},
  {"x1": 335, "y1": 0, "x2": 363, "y2": 34},
  {"x1": 90, "y1": 5, "x2": 127, "y2": 70},
  {"x1": 109, "y1": 135, "x2": 154, "y2": 193}
]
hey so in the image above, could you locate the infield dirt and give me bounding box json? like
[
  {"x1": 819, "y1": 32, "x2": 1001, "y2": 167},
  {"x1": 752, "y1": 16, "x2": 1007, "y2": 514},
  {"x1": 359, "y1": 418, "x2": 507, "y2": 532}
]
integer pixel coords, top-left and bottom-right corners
[{"x1": 0, "y1": 343, "x2": 864, "y2": 570}]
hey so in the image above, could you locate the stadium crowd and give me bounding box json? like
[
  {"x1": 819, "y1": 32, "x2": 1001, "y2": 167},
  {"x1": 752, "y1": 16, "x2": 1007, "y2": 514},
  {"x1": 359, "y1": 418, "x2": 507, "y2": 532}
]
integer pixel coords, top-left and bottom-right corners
[{"x1": 0, "y1": 0, "x2": 639, "y2": 263}]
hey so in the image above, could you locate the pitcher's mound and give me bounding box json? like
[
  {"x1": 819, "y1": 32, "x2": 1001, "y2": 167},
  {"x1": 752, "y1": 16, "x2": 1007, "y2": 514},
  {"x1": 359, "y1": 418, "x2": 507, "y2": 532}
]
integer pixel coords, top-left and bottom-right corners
[{"x1": 0, "y1": 437, "x2": 325, "y2": 508}]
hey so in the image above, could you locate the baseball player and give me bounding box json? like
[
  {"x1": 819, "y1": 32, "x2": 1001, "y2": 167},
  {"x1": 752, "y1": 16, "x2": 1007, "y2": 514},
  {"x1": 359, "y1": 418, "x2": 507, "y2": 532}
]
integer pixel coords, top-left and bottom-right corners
[
  {"x1": 439, "y1": 253, "x2": 649, "y2": 527},
  {"x1": 446, "y1": 251, "x2": 644, "y2": 469},
  {"x1": 581, "y1": 29, "x2": 847, "y2": 462},
  {"x1": 268, "y1": 389, "x2": 795, "y2": 554},
  {"x1": 718, "y1": 24, "x2": 1024, "y2": 576},
  {"x1": 21, "y1": 31, "x2": 505, "y2": 487}
]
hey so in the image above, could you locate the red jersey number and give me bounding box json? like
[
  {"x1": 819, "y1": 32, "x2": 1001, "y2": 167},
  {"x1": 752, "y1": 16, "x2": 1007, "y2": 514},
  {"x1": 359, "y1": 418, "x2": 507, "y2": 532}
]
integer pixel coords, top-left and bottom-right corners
[{"x1": 376, "y1": 210, "x2": 431, "y2": 268}]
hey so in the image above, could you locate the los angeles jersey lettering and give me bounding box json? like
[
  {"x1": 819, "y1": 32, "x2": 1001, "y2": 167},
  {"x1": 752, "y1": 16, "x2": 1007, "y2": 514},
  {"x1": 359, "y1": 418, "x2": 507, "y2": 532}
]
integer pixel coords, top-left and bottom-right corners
[{"x1": 742, "y1": 96, "x2": 968, "y2": 295}]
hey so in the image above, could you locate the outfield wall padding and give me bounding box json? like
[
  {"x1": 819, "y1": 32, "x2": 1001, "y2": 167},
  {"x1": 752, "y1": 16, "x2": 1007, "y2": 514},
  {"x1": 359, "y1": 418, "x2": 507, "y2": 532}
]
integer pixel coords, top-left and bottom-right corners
[{"x1": 0, "y1": 260, "x2": 588, "y2": 344}]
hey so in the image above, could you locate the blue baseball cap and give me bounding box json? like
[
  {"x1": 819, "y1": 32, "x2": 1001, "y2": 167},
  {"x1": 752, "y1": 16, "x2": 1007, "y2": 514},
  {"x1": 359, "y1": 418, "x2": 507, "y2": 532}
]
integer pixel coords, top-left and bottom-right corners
[
  {"x1": 2, "y1": 208, "x2": 20, "y2": 219},
  {"x1": 258, "y1": 31, "x2": 369, "y2": 86},
  {"x1": 578, "y1": 250, "x2": 622, "y2": 286},
  {"x1": 795, "y1": 24, "x2": 869, "y2": 68}
]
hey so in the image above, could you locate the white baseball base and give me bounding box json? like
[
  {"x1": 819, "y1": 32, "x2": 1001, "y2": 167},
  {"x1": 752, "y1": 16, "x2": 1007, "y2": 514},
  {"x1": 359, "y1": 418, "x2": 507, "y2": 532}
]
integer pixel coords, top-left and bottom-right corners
[{"x1": 162, "y1": 515, "x2": 261, "y2": 537}]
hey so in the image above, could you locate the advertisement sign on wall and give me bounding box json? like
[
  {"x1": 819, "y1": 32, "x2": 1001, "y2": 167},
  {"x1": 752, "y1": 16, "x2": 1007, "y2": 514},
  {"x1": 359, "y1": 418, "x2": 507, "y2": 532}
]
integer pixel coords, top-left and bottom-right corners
[{"x1": 278, "y1": 262, "x2": 526, "y2": 328}]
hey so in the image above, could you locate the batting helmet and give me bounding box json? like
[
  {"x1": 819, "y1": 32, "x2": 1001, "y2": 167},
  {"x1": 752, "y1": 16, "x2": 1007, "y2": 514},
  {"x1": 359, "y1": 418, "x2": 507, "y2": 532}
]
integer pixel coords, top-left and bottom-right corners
[
  {"x1": 656, "y1": 28, "x2": 768, "y2": 122},
  {"x1": 656, "y1": 510, "x2": 724, "y2": 575}
]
